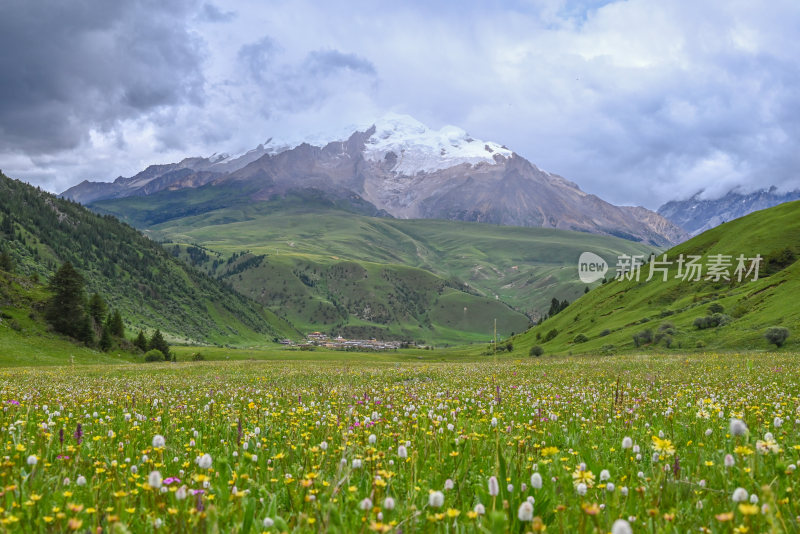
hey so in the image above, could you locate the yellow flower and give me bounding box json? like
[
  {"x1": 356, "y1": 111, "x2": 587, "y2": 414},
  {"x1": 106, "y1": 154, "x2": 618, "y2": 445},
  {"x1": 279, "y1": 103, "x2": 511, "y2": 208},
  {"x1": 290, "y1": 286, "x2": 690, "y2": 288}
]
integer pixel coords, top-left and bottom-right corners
[
  {"x1": 652, "y1": 435, "x2": 676, "y2": 456},
  {"x1": 572, "y1": 468, "x2": 595, "y2": 488},
  {"x1": 738, "y1": 503, "x2": 759, "y2": 515},
  {"x1": 541, "y1": 447, "x2": 559, "y2": 457},
  {"x1": 446, "y1": 508, "x2": 460, "y2": 518}
]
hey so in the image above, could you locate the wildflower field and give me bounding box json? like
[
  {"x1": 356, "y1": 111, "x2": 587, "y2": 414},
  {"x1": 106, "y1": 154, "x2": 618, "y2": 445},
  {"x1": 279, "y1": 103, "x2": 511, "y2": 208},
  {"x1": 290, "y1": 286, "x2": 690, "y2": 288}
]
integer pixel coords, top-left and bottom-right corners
[{"x1": 1, "y1": 352, "x2": 799, "y2": 533}]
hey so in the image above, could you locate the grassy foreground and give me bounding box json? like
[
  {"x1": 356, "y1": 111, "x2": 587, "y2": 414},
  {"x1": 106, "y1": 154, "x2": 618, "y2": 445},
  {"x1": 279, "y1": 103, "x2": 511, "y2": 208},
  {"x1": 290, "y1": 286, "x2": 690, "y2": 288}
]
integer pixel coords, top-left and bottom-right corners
[{"x1": 1, "y1": 352, "x2": 798, "y2": 533}]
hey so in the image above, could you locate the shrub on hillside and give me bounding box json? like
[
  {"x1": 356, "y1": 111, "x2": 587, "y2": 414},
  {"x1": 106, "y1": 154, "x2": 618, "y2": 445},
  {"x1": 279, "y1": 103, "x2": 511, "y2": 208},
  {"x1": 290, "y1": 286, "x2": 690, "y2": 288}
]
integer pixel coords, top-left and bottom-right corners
[
  {"x1": 632, "y1": 329, "x2": 653, "y2": 348},
  {"x1": 542, "y1": 328, "x2": 559, "y2": 342},
  {"x1": 573, "y1": 333, "x2": 589, "y2": 343},
  {"x1": 693, "y1": 313, "x2": 732, "y2": 330},
  {"x1": 764, "y1": 327, "x2": 790, "y2": 348},
  {"x1": 144, "y1": 349, "x2": 165, "y2": 362},
  {"x1": 529, "y1": 345, "x2": 543, "y2": 357}
]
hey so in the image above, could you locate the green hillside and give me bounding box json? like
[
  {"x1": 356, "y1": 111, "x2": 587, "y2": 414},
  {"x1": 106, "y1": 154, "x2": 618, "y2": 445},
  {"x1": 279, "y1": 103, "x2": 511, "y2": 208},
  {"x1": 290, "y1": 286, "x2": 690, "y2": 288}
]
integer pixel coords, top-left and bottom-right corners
[
  {"x1": 0, "y1": 173, "x2": 297, "y2": 345},
  {"x1": 93, "y1": 187, "x2": 656, "y2": 344},
  {"x1": 0, "y1": 270, "x2": 139, "y2": 365},
  {"x1": 511, "y1": 200, "x2": 800, "y2": 355}
]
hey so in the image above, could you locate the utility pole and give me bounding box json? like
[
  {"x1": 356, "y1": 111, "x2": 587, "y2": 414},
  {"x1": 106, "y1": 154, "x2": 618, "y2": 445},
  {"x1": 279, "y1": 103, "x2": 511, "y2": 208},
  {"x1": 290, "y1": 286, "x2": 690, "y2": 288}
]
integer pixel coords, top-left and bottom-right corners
[{"x1": 493, "y1": 318, "x2": 497, "y2": 358}]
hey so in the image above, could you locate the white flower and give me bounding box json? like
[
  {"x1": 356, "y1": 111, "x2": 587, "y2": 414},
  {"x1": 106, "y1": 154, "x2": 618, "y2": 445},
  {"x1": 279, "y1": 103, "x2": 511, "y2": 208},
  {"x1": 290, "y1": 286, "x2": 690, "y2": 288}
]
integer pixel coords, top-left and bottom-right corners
[
  {"x1": 152, "y1": 435, "x2": 165, "y2": 448},
  {"x1": 368, "y1": 434, "x2": 377, "y2": 444},
  {"x1": 621, "y1": 437, "x2": 633, "y2": 449},
  {"x1": 383, "y1": 497, "x2": 395, "y2": 510},
  {"x1": 730, "y1": 419, "x2": 748, "y2": 436},
  {"x1": 491, "y1": 417, "x2": 498, "y2": 427},
  {"x1": 26, "y1": 455, "x2": 37, "y2": 466},
  {"x1": 606, "y1": 483, "x2": 615, "y2": 493},
  {"x1": 724, "y1": 454, "x2": 735, "y2": 467},
  {"x1": 154, "y1": 518, "x2": 162, "y2": 528},
  {"x1": 77, "y1": 475, "x2": 87, "y2": 486},
  {"x1": 63, "y1": 477, "x2": 70, "y2": 485},
  {"x1": 531, "y1": 472, "x2": 543, "y2": 489},
  {"x1": 198, "y1": 453, "x2": 213, "y2": 469},
  {"x1": 705, "y1": 428, "x2": 713, "y2": 436},
  {"x1": 620, "y1": 486, "x2": 629, "y2": 496},
  {"x1": 320, "y1": 441, "x2": 328, "y2": 451},
  {"x1": 750, "y1": 494, "x2": 759, "y2": 504},
  {"x1": 765, "y1": 432, "x2": 774, "y2": 441},
  {"x1": 148, "y1": 470, "x2": 162, "y2": 489},
  {"x1": 429, "y1": 491, "x2": 445, "y2": 508},
  {"x1": 732, "y1": 487, "x2": 748, "y2": 502},
  {"x1": 263, "y1": 517, "x2": 274, "y2": 528},
  {"x1": 488, "y1": 476, "x2": 499, "y2": 496},
  {"x1": 254, "y1": 426, "x2": 261, "y2": 435},
  {"x1": 774, "y1": 417, "x2": 783, "y2": 428},
  {"x1": 444, "y1": 479, "x2": 454, "y2": 490},
  {"x1": 176, "y1": 486, "x2": 187, "y2": 500},
  {"x1": 360, "y1": 498, "x2": 373, "y2": 510},
  {"x1": 517, "y1": 501, "x2": 534, "y2": 521},
  {"x1": 352, "y1": 458, "x2": 362, "y2": 469},
  {"x1": 507, "y1": 483, "x2": 514, "y2": 493},
  {"x1": 611, "y1": 519, "x2": 633, "y2": 534},
  {"x1": 251, "y1": 454, "x2": 258, "y2": 462},
  {"x1": 632, "y1": 445, "x2": 640, "y2": 453},
  {"x1": 474, "y1": 503, "x2": 486, "y2": 515},
  {"x1": 600, "y1": 469, "x2": 610, "y2": 481},
  {"x1": 398, "y1": 445, "x2": 407, "y2": 458},
  {"x1": 131, "y1": 465, "x2": 138, "y2": 474},
  {"x1": 576, "y1": 483, "x2": 587, "y2": 496}
]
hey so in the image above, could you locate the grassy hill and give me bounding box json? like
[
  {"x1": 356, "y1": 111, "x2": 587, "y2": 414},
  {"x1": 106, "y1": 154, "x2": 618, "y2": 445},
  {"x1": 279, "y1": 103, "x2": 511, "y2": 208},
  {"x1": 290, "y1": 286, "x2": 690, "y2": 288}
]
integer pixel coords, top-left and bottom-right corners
[
  {"x1": 93, "y1": 187, "x2": 656, "y2": 344},
  {"x1": 0, "y1": 173, "x2": 297, "y2": 345},
  {"x1": 511, "y1": 200, "x2": 800, "y2": 355},
  {"x1": 0, "y1": 270, "x2": 140, "y2": 365}
]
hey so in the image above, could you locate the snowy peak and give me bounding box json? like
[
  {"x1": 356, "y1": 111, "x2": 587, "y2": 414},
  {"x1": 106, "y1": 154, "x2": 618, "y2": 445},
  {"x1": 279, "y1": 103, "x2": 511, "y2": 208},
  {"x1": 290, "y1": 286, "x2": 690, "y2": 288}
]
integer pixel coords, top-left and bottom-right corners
[{"x1": 363, "y1": 113, "x2": 513, "y2": 175}]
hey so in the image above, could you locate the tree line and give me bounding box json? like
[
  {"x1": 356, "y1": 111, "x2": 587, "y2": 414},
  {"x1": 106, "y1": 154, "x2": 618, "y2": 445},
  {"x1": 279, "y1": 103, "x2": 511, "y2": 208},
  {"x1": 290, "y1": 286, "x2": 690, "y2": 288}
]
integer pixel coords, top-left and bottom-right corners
[{"x1": 45, "y1": 261, "x2": 172, "y2": 360}]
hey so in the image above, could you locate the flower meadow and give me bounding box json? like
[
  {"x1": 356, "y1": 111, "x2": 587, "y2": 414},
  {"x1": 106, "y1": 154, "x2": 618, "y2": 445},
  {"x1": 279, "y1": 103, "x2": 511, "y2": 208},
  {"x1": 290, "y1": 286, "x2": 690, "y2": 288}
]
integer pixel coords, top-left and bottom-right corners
[{"x1": 1, "y1": 353, "x2": 800, "y2": 533}]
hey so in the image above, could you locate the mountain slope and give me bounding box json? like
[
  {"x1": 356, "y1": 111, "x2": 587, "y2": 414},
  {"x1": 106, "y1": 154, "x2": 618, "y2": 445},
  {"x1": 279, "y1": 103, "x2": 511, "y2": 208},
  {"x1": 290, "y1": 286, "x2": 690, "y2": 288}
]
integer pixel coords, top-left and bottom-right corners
[
  {"x1": 64, "y1": 114, "x2": 686, "y2": 246},
  {"x1": 512, "y1": 200, "x2": 800, "y2": 355},
  {"x1": 658, "y1": 186, "x2": 800, "y2": 236},
  {"x1": 91, "y1": 186, "x2": 657, "y2": 343},
  {"x1": 0, "y1": 173, "x2": 297, "y2": 344}
]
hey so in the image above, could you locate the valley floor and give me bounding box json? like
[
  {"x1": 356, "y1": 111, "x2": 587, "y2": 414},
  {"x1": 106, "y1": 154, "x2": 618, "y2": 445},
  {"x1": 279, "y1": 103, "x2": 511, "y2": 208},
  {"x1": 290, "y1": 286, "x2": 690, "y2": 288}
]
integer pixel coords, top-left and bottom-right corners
[{"x1": 0, "y1": 352, "x2": 798, "y2": 532}]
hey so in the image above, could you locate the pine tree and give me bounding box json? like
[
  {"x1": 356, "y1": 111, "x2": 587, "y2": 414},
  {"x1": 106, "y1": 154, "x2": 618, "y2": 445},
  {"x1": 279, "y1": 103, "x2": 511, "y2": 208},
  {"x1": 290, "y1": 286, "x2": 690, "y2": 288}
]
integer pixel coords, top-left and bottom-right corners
[
  {"x1": 134, "y1": 330, "x2": 148, "y2": 352},
  {"x1": 99, "y1": 324, "x2": 112, "y2": 352},
  {"x1": 46, "y1": 262, "x2": 88, "y2": 339},
  {"x1": 0, "y1": 251, "x2": 13, "y2": 273},
  {"x1": 107, "y1": 310, "x2": 124, "y2": 337},
  {"x1": 78, "y1": 313, "x2": 95, "y2": 346},
  {"x1": 88, "y1": 293, "x2": 108, "y2": 325},
  {"x1": 148, "y1": 329, "x2": 171, "y2": 361}
]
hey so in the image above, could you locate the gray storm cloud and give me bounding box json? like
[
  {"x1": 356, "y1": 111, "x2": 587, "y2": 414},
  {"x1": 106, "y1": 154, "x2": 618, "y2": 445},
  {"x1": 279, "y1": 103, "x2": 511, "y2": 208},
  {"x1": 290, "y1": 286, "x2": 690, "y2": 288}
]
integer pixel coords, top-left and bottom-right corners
[{"x1": 0, "y1": 0, "x2": 798, "y2": 207}]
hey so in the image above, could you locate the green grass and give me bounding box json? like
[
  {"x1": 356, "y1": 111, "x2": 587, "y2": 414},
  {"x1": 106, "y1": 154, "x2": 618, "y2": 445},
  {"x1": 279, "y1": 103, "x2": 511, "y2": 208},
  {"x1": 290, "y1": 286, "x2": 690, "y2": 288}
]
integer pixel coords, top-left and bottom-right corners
[
  {"x1": 1, "y1": 352, "x2": 799, "y2": 532},
  {"x1": 511, "y1": 200, "x2": 800, "y2": 356}
]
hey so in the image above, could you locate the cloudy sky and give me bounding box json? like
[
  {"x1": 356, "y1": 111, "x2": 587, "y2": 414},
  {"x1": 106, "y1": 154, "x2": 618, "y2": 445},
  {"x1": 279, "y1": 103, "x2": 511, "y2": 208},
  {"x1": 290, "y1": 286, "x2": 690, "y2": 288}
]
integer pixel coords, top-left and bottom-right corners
[{"x1": 1, "y1": 0, "x2": 798, "y2": 209}]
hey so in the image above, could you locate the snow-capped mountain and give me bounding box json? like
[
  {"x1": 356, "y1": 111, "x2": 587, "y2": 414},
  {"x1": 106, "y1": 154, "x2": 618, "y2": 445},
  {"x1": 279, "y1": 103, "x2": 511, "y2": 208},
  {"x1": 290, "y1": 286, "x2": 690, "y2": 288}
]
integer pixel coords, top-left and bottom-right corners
[
  {"x1": 658, "y1": 186, "x2": 800, "y2": 236},
  {"x1": 62, "y1": 114, "x2": 687, "y2": 246}
]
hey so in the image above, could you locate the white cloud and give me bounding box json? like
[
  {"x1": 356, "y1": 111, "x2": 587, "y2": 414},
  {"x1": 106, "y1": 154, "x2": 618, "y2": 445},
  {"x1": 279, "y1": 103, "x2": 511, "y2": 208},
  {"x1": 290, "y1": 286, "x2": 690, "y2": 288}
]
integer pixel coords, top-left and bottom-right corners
[{"x1": 2, "y1": 0, "x2": 799, "y2": 209}]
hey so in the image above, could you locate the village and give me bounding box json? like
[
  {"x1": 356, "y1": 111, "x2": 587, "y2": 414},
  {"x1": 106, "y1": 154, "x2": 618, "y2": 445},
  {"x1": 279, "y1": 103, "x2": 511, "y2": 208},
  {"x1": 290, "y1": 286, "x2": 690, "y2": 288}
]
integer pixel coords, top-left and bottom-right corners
[{"x1": 279, "y1": 332, "x2": 404, "y2": 351}]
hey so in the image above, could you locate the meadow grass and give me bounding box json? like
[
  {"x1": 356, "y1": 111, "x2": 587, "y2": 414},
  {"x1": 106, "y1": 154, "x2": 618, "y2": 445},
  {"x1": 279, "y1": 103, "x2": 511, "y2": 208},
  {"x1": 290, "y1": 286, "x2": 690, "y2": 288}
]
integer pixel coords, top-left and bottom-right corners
[{"x1": 1, "y1": 351, "x2": 798, "y2": 532}]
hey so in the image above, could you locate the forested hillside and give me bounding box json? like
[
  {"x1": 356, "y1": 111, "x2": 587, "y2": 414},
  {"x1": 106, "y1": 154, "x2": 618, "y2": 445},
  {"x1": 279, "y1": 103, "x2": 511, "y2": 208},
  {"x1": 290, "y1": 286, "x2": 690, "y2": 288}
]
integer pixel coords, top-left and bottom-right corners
[{"x1": 0, "y1": 173, "x2": 296, "y2": 344}]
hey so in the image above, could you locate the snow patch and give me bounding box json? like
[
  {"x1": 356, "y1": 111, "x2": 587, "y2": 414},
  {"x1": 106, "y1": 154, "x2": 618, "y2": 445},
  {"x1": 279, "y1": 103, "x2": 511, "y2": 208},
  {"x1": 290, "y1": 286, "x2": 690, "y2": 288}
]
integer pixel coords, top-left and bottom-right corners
[{"x1": 363, "y1": 113, "x2": 512, "y2": 175}]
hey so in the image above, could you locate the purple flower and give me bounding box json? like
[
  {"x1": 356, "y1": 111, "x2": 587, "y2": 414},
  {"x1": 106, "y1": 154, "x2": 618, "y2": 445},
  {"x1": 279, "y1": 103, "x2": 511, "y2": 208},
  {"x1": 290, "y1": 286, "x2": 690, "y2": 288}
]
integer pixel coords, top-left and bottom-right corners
[
  {"x1": 163, "y1": 477, "x2": 181, "y2": 485},
  {"x1": 6, "y1": 400, "x2": 20, "y2": 405},
  {"x1": 74, "y1": 423, "x2": 83, "y2": 445}
]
